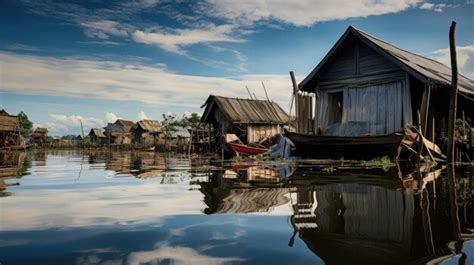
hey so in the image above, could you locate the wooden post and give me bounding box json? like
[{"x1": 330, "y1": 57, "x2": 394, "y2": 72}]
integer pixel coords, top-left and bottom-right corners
[
  {"x1": 289, "y1": 71, "x2": 299, "y2": 132},
  {"x1": 420, "y1": 85, "x2": 431, "y2": 136},
  {"x1": 447, "y1": 21, "x2": 458, "y2": 163}
]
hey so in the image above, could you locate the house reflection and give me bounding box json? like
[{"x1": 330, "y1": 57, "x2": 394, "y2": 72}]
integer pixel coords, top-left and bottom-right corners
[
  {"x1": 200, "y1": 163, "x2": 474, "y2": 264},
  {"x1": 0, "y1": 151, "x2": 28, "y2": 197}
]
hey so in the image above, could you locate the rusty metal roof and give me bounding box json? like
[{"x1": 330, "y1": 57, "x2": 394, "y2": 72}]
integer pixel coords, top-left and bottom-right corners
[
  {"x1": 134, "y1": 119, "x2": 161, "y2": 133},
  {"x1": 0, "y1": 113, "x2": 20, "y2": 132},
  {"x1": 115, "y1": 119, "x2": 134, "y2": 130},
  {"x1": 89, "y1": 128, "x2": 106, "y2": 138},
  {"x1": 300, "y1": 26, "x2": 474, "y2": 95},
  {"x1": 201, "y1": 95, "x2": 289, "y2": 125}
]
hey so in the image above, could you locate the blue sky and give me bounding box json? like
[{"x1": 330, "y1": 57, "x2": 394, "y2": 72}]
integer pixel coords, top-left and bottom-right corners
[{"x1": 0, "y1": 0, "x2": 473, "y2": 135}]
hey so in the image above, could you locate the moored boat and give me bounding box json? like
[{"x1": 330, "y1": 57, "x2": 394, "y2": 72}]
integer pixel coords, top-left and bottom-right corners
[
  {"x1": 285, "y1": 131, "x2": 404, "y2": 160},
  {"x1": 227, "y1": 142, "x2": 268, "y2": 156},
  {"x1": 134, "y1": 145, "x2": 155, "y2": 152}
]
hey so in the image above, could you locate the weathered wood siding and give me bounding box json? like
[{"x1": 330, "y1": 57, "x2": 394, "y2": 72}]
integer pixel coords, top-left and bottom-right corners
[
  {"x1": 318, "y1": 36, "x2": 404, "y2": 90},
  {"x1": 247, "y1": 124, "x2": 282, "y2": 143}
]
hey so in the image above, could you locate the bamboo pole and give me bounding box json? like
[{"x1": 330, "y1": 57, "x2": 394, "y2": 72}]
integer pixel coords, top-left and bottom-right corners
[
  {"x1": 289, "y1": 71, "x2": 299, "y2": 132},
  {"x1": 447, "y1": 21, "x2": 458, "y2": 163}
]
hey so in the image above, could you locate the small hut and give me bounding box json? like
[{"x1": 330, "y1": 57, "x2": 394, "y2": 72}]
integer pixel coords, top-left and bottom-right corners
[
  {"x1": 0, "y1": 110, "x2": 21, "y2": 148},
  {"x1": 88, "y1": 128, "x2": 106, "y2": 145},
  {"x1": 31, "y1": 128, "x2": 48, "y2": 146},
  {"x1": 131, "y1": 119, "x2": 161, "y2": 146},
  {"x1": 296, "y1": 26, "x2": 473, "y2": 152},
  {"x1": 165, "y1": 127, "x2": 191, "y2": 151},
  {"x1": 200, "y1": 95, "x2": 289, "y2": 145},
  {"x1": 103, "y1": 119, "x2": 134, "y2": 145}
]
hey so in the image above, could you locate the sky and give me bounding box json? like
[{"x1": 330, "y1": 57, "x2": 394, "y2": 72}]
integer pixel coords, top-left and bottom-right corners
[{"x1": 0, "y1": 0, "x2": 473, "y2": 136}]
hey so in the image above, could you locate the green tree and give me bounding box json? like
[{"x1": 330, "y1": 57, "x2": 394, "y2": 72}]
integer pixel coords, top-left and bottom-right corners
[{"x1": 17, "y1": 111, "x2": 33, "y2": 137}]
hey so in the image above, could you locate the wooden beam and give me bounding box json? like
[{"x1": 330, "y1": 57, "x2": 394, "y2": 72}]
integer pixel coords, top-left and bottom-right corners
[
  {"x1": 447, "y1": 21, "x2": 458, "y2": 163},
  {"x1": 420, "y1": 85, "x2": 431, "y2": 136},
  {"x1": 290, "y1": 71, "x2": 299, "y2": 132}
]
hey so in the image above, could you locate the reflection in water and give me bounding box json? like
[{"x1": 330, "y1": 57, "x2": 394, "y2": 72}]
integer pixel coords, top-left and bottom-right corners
[{"x1": 0, "y1": 150, "x2": 472, "y2": 265}]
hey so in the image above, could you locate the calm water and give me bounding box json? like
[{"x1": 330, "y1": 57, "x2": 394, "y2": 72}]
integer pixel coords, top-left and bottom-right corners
[{"x1": 0, "y1": 150, "x2": 473, "y2": 265}]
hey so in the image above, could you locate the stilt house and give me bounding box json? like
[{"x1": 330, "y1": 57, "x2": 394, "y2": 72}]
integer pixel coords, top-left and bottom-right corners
[
  {"x1": 31, "y1": 128, "x2": 49, "y2": 146},
  {"x1": 131, "y1": 119, "x2": 161, "y2": 146},
  {"x1": 201, "y1": 95, "x2": 290, "y2": 144},
  {"x1": 0, "y1": 110, "x2": 21, "y2": 148},
  {"x1": 88, "y1": 128, "x2": 106, "y2": 145},
  {"x1": 296, "y1": 26, "x2": 473, "y2": 148}
]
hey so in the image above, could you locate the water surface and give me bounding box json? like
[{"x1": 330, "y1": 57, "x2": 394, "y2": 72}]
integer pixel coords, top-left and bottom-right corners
[{"x1": 0, "y1": 150, "x2": 472, "y2": 265}]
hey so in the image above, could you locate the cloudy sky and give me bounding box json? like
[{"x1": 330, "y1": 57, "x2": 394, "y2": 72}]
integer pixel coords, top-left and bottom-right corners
[{"x1": 0, "y1": 0, "x2": 473, "y2": 135}]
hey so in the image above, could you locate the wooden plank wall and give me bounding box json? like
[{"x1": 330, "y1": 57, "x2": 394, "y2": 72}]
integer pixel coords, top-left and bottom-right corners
[{"x1": 296, "y1": 93, "x2": 314, "y2": 134}]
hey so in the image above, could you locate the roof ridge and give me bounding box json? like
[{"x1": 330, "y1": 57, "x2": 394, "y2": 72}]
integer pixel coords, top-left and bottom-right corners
[{"x1": 353, "y1": 27, "x2": 452, "y2": 67}]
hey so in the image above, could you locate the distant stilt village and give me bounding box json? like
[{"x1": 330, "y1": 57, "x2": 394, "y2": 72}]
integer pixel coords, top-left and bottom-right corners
[{"x1": 1, "y1": 26, "x2": 473, "y2": 163}]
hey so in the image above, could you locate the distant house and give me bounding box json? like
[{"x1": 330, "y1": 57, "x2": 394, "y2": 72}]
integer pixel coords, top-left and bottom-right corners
[
  {"x1": 165, "y1": 127, "x2": 191, "y2": 151},
  {"x1": 200, "y1": 95, "x2": 289, "y2": 144},
  {"x1": 103, "y1": 119, "x2": 134, "y2": 145},
  {"x1": 131, "y1": 120, "x2": 161, "y2": 146},
  {"x1": 0, "y1": 110, "x2": 21, "y2": 148},
  {"x1": 31, "y1": 128, "x2": 48, "y2": 146},
  {"x1": 88, "y1": 128, "x2": 106, "y2": 145}
]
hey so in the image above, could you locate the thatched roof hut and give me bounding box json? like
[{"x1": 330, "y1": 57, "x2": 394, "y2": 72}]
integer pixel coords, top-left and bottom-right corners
[
  {"x1": 0, "y1": 110, "x2": 20, "y2": 133},
  {"x1": 201, "y1": 95, "x2": 289, "y2": 144},
  {"x1": 131, "y1": 119, "x2": 161, "y2": 145}
]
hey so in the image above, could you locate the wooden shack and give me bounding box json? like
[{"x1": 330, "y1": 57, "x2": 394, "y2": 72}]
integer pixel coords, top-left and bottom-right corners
[
  {"x1": 201, "y1": 95, "x2": 289, "y2": 145},
  {"x1": 131, "y1": 119, "x2": 161, "y2": 146},
  {"x1": 31, "y1": 127, "x2": 48, "y2": 146},
  {"x1": 0, "y1": 110, "x2": 21, "y2": 148},
  {"x1": 88, "y1": 128, "x2": 106, "y2": 145},
  {"x1": 296, "y1": 26, "x2": 474, "y2": 152},
  {"x1": 103, "y1": 119, "x2": 134, "y2": 145}
]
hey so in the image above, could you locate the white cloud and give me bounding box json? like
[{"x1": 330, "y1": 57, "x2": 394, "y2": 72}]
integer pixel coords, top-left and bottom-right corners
[
  {"x1": 105, "y1": 112, "x2": 120, "y2": 123},
  {"x1": 419, "y1": 2, "x2": 451, "y2": 12},
  {"x1": 81, "y1": 20, "x2": 131, "y2": 39},
  {"x1": 127, "y1": 244, "x2": 244, "y2": 265},
  {"x1": 0, "y1": 52, "x2": 296, "y2": 112},
  {"x1": 132, "y1": 24, "x2": 245, "y2": 54},
  {"x1": 44, "y1": 114, "x2": 104, "y2": 135},
  {"x1": 137, "y1": 111, "x2": 148, "y2": 121},
  {"x1": 202, "y1": 0, "x2": 423, "y2": 27},
  {"x1": 431, "y1": 45, "x2": 474, "y2": 79}
]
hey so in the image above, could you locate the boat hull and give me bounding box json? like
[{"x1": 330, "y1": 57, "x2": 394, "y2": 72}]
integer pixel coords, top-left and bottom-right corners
[
  {"x1": 134, "y1": 146, "x2": 155, "y2": 152},
  {"x1": 227, "y1": 142, "x2": 268, "y2": 156},
  {"x1": 285, "y1": 131, "x2": 404, "y2": 160}
]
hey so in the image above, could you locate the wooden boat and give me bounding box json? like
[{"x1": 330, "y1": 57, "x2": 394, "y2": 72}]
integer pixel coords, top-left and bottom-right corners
[
  {"x1": 285, "y1": 131, "x2": 404, "y2": 160},
  {"x1": 227, "y1": 142, "x2": 268, "y2": 156},
  {"x1": 134, "y1": 145, "x2": 155, "y2": 152}
]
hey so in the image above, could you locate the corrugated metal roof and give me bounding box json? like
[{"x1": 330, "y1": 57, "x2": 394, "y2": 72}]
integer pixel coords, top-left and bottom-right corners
[
  {"x1": 0, "y1": 114, "x2": 20, "y2": 132},
  {"x1": 300, "y1": 26, "x2": 474, "y2": 95},
  {"x1": 89, "y1": 128, "x2": 106, "y2": 138},
  {"x1": 167, "y1": 127, "x2": 191, "y2": 138},
  {"x1": 104, "y1": 123, "x2": 129, "y2": 133},
  {"x1": 115, "y1": 119, "x2": 134, "y2": 130},
  {"x1": 201, "y1": 95, "x2": 289, "y2": 124},
  {"x1": 135, "y1": 119, "x2": 161, "y2": 133}
]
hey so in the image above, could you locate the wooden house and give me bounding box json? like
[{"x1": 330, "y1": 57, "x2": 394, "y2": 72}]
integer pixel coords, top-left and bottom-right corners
[
  {"x1": 88, "y1": 128, "x2": 106, "y2": 145},
  {"x1": 103, "y1": 119, "x2": 134, "y2": 145},
  {"x1": 0, "y1": 110, "x2": 21, "y2": 148},
  {"x1": 288, "y1": 26, "x2": 474, "y2": 159},
  {"x1": 164, "y1": 127, "x2": 191, "y2": 152},
  {"x1": 200, "y1": 95, "x2": 289, "y2": 145},
  {"x1": 31, "y1": 127, "x2": 48, "y2": 146},
  {"x1": 131, "y1": 119, "x2": 161, "y2": 146}
]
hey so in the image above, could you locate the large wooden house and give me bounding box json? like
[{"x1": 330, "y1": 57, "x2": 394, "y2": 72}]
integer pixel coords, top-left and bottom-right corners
[{"x1": 290, "y1": 26, "x2": 474, "y2": 158}]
